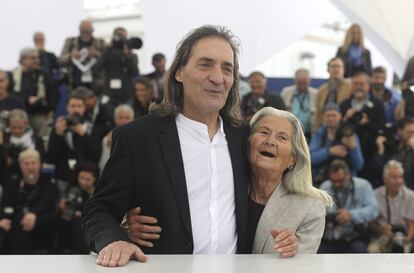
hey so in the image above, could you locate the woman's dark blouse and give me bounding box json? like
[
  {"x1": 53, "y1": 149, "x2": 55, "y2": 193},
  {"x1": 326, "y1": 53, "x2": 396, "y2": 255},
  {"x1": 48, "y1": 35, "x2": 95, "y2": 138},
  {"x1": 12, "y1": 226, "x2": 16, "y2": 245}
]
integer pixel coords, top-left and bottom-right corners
[{"x1": 247, "y1": 197, "x2": 265, "y2": 253}]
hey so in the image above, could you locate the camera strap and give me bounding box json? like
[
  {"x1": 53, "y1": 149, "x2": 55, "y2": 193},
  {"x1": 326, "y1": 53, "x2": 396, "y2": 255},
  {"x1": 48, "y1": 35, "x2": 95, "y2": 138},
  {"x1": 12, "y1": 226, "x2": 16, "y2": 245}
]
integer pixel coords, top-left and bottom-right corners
[
  {"x1": 385, "y1": 188, "x2": 392, "y2": 225},
  {"x1": 333, "y1": 178, "x2": 356, "y2": 209}
]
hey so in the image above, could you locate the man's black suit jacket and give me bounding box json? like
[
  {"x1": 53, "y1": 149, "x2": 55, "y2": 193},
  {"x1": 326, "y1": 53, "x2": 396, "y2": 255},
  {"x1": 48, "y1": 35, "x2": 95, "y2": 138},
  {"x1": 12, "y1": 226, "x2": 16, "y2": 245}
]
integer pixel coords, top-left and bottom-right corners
[{"x1": 82, "y1": 114, "x2": 250, "y2": 254}]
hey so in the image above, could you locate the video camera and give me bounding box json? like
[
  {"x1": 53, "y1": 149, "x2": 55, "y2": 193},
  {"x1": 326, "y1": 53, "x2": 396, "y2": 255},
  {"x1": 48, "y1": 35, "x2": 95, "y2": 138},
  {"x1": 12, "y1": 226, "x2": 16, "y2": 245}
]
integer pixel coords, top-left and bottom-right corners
[{"x1": 112, "y1": 37, "x2": 143, "y2": 50}]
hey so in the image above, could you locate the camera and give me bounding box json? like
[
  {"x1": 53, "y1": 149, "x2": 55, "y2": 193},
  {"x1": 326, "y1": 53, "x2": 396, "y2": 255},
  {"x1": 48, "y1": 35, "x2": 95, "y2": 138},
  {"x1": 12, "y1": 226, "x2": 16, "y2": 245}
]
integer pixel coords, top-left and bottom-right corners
[
  {"x1": 335, "y1": 122, "x2": 356, "y2": 142},
  {"x1": 402, "y1": 85, "x2": 414, "y2": 117},
  {"x1": 0, "y1": 111, "x2": 10, "y2": 131},
  {"x1": 61, "y1": 187, "x2": 83, "y2": 221},
  {"x1": 112, "y1": 37, "x2": 143, "y2": 50},
  {"x1": 378, "y1": 123, "x2": 397, "y2": 152},
  {"x1": 64, "y1": 114, "x2": 83, "y2": 127}
]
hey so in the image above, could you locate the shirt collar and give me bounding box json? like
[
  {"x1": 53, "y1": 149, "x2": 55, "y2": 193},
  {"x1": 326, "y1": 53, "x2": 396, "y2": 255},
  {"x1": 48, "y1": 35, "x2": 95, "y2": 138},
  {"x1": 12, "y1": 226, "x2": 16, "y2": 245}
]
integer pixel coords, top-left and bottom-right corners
[{"x1": 176, "y1": 113, "x2": 225, "y2": 137}]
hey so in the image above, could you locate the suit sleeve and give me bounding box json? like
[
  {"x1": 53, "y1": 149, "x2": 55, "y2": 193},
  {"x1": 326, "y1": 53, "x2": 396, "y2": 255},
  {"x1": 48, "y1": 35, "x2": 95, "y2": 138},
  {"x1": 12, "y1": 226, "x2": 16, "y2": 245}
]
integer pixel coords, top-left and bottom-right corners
[
  {"x1": 81, "y1": 128, "x2": 136, "y2": 253},
  {"x1": 296, "y1": 199, "x2": 326, "y2": 254}
]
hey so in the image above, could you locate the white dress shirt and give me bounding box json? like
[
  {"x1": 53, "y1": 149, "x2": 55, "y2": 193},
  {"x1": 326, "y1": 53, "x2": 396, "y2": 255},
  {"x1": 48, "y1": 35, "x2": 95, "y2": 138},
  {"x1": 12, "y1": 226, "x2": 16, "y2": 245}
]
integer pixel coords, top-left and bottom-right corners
[{"x1": 176, "y1": 114, "x2": 237, "y2": 254}]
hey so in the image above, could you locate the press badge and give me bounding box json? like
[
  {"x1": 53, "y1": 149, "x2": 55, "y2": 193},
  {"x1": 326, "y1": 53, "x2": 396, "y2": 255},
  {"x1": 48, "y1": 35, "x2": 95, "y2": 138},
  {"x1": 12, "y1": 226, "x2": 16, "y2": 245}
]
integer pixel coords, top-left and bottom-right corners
[{"x1": 110, "y1": 79, "x2": 122, "y2": 89}]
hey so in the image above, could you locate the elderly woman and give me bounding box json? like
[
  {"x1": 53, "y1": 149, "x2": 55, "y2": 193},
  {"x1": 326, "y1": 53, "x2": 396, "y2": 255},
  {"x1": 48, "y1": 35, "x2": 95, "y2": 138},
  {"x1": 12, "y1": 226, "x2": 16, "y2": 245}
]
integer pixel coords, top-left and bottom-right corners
[
  {"x1": 247, "y1": 107, "x2": 332, "y2": 253},
  {"x1": 123, "y1": 107, "x2": 331, "y2": 254}
]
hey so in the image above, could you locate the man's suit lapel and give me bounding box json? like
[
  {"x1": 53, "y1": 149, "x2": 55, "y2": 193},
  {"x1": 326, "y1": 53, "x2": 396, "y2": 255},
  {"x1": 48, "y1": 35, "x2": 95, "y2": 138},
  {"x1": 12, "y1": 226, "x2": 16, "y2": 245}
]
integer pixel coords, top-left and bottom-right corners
[
  {"x1": 224, "y1": 122, "x2": 250, "y2": 253},
  {"x1": 253, "y1": 185, "x2": 290, "y2": 254},
  {"x1": 159, "y1": 115, "x2": 193, "y2": 240}
]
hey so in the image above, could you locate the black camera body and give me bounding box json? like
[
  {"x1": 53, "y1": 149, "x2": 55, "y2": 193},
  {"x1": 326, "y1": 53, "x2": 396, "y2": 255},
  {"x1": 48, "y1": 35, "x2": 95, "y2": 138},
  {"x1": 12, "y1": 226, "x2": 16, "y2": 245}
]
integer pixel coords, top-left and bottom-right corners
[
  {"x1": 335, "y1": 122, "x2": 356, "y2": 142},
  {"x1": 112, "y1": 37, "x2": 143, "y2": 50},
  {"x1": 64, "y1": 114, "x2": 83, "y2": 127},
  {"x1": 402, "y1": 86, "x2": 414, "y2": 117},
  {"x1": 61, "y1": 187, "x2": 84, "y2": 222}
]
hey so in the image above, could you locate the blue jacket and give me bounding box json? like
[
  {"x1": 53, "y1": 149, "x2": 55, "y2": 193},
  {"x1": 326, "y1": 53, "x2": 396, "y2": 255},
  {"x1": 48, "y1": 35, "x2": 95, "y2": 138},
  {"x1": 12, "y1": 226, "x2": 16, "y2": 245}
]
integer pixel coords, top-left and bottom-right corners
[
  {"x1": 310, "y1": 126, "x2": 364, "y2": 177},
  {"x1": 320, "y1": 176, "x2": 379, "y2": 240}
]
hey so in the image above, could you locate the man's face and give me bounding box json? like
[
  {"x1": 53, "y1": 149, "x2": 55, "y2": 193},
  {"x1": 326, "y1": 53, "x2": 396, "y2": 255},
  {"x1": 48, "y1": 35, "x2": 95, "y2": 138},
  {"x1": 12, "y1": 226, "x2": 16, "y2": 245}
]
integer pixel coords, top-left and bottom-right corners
[
  {"x1": 371, "y1": 72, "x2": 386, "y2": 91},
  {"x1": 21, "y1": 51, "x2": 39, "y2": 71},
  {"x1": 33, "y1": 32, "x2": 45, "y2": 49},
  {"x1": 249, "y1": 74, "x2": 267, "y2": 97},
  {"x1": 114, "y1": 29, "x2": 127, "y2": 40},
  {"x1": 0, "y1": 73, "x2": 8, "y2": 94},
  {"x1": 384, "y1": 167, "x2": 404, "y2": 195},
  {"x1": 79, "y1": 21, "x2": 93, "y2": 42},
  {"x1": 10, "y1": 119, "x2": 28, "y2": 138},
  {"x1": 176, "y1": 37, "x2": 234, "y2": 117},
  {"x1": 83, "y1": 96, "x2": 96, "y2": 110},
  {"x1": 153, "y1": 58, "x2": 166, "y2": 73},
  {"x1": 329, "y1": 169, "x2": 350, "y2": 190},
  {"x1": 295, "y1": 73, "x2": 310, "y2": 93},
  {"x1": 323, "y1": 110, "x2": 342, "y2": 128},
  {"x1": 328, "y1": 59, "x2": 344, "y2": 80},
  {"x1": 67, "y1": 98, "x2": 86, "y2": 116},
  {"x1": 115, "y1": 110, "x2": 133, "y2": 127},
  {"x1": 352, "y1": 74, "x2": 370, "y2": 101},
  {"x1": 20, "y1": 156, "x2": 41, "y2": 185},
  {"x1": 398, "y1": 123, "x2": 414, "y2": 144}
]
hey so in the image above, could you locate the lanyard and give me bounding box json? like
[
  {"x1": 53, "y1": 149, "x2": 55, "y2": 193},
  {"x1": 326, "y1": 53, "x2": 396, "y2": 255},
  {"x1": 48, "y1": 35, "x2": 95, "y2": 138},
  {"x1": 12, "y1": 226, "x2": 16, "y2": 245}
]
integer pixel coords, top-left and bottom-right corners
[{"x1": 333, "y1": 178, "x2": 355, "y2": 209}]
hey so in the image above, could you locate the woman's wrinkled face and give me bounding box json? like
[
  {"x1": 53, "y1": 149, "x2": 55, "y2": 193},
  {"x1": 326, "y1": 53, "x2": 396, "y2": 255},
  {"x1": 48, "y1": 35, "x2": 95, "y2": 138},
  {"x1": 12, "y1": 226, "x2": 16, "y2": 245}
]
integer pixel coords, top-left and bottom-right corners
[{"x1": 249, "y1": 115, "x2": 295, "y2": 174}]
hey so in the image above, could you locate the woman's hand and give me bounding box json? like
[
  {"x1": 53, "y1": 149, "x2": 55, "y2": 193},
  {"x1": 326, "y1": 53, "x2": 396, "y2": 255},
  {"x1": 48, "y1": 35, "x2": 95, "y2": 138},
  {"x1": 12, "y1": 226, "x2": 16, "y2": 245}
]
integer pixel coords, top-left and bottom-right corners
[
  {"x1": 271, "y1": 228, "x2": 298, "y2": 257},
  {"x1": 122, "y1": 207, "x2": 162, "y2": 248}
]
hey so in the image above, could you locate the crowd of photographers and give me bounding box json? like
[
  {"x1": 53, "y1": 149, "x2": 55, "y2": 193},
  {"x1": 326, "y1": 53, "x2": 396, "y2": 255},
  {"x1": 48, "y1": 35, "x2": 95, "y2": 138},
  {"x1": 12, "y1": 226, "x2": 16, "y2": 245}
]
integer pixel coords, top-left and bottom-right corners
[{"x1": 0, "y1": 21, "x2": 414, "y2": 254}]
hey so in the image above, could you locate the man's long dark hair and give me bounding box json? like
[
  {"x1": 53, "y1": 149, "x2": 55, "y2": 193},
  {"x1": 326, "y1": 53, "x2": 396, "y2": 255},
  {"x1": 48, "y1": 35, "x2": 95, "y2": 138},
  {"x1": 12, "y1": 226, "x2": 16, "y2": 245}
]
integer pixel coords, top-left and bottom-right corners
[{"x1": 157, "y1": 25, "x2": 243, "y2": 127}]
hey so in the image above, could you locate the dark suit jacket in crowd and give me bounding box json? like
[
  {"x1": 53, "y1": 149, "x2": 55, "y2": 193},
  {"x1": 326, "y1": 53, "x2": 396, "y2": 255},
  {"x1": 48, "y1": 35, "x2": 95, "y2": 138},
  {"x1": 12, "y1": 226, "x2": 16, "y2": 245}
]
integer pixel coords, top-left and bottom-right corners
[
  {"x1": 82, "y1": 114, "x2": 250, "y2": 254},
  {"x1": 241, "y1": 91, "x2": 286, "y2": 118},
  {"x1": 339, "y1": 94, "x2": 386, "y2": 160},
  {"x1": 336, "y1": 47, "x2": 372, "y2": 78}
]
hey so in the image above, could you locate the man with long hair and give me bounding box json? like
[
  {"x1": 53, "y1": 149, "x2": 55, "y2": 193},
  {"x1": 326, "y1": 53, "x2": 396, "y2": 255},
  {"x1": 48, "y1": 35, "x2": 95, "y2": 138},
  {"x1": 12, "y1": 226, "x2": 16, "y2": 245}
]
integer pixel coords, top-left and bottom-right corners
[{"x1": 82, "y1": 25, "x2": 252, "y2": 266}]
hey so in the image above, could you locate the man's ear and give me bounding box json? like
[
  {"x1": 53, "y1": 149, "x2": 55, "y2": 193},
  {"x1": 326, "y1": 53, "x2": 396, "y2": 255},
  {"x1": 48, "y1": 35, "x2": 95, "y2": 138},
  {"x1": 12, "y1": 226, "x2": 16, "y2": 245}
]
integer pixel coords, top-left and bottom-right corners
[{"x1": 175, "y1": 68, "x2": 183, "y2": 83}]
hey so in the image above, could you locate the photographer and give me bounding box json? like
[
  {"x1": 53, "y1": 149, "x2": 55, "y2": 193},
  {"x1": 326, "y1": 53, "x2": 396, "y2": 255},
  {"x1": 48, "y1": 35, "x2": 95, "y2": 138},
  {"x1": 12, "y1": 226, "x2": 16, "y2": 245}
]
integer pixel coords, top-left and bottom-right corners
[
  {"x1": 368, "y1": 160, "x2": 414, "y2": 253},
  {"x1": 58, "y1": 20, "x2": 106, "y2": 91},
  {"x1": 319, "y1": 159, "x2": 379, "y2": 253},
  {"x1": 395, "y1": 80, "x2": 414, "y2": 120},
  {"x1": 0, "y1": 70, "x2": 25, "y2": 116},
  {"x1": 340, "y1": 72, "x2": 386, "y2": 181},
  {"x1": 0, "y1": 109, "x2": 45, "y2": 180},
  {"x1": 47, "y1": 93, "x2": 100, "y2": 193},
  {"x1": 310, "y1": 103, "x2": 364, "y2": 186},
  {"x1": 371, "y1": 116, "x2": 414, "y2": 190},
  {"x1": 241, "y1": 71, "x2": 286, "y2": 121},
  {"x1": 56, "y1": 162, "x2": 97, "y2": 253},
  {"x1": 9, "y1": 48, "x2": 57, "y2": 138},
  {"x1": 96, "y1": 27, "x2": 140, "y2": 106},
  {"x1": 0, "y1": 149, "x2": 58, "y2": 254}
]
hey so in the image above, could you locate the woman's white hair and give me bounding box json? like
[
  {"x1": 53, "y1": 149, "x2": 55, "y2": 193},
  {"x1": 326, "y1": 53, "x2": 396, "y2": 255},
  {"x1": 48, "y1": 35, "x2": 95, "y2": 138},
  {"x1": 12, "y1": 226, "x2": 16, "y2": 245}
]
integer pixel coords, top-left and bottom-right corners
[{"x1": 250, "y1": 107, "x2": 332, "y2": 207}]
